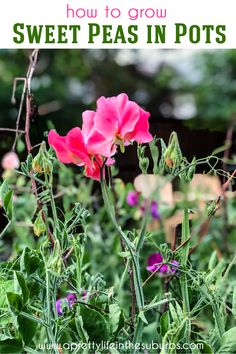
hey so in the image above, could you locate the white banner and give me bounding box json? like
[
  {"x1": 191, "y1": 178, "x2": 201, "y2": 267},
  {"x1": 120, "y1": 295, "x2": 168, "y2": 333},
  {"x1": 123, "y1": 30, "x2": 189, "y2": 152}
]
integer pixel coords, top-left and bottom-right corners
[{"x1": 0, "y1": 0, "x2": 235, "y2": 48}]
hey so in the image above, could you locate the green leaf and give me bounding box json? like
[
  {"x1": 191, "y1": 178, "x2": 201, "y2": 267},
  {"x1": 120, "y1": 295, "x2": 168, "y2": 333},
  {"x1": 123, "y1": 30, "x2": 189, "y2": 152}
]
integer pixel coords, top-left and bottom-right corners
[
  {"x1": 196, "y1": 341, "x2": 213, "y2": 354},
  {"x1": 80, "y1": 306, "x2": 110, "y2": 343},
  {"x1": 75, "y1": 315, "x2": 89, "y2": 343},
  {"x1": 18, "y1": 314, "x2": 37, "y2": 345},
  {"x1": 21, "y1": 154, "x2": 33, "y2": 175},
  {"x1": 218, "y1": 327, "x2": 236, "y2": 353},
  {"x1": 169, "y1": 303, "x2": 179, "y2": 325},
  {"x1": 21, "y1": 249, "x2": 41, "y2": 275},
  {"x1": 144, "y1": 298, "x2": 174, "y2": 312},
  {"x1": 20, "y1": 311, "x2": 45, "y2": 326},
  {"x1": 14, "y1": 272, "x2": 29, "y2": 303},
  {"x1": 3, "y1": 190, "x2": 14, "y2": 219},
  {"x1": 0, "y1": 279, "x2": 14, "y2": 308},
  {"x1": 191, "y1": 348, "x2": 201, "y2": 354},
  {"x1": 7, "y1": 292, "x2": 23, "y2": 314},
  {"x1": 0, "y1": 179, "x2": 9, "y2": 202},
  {"x1": 0, "y1": 338, "x2": 23, "y2": 353},
  {"x1": 208, "y1": 251, "x2": 218, "y2": 271},
  {"x1": 205, "y1": 259, "x2": 226, "y2": 285},
  {"x1": 138, "y1": 311, "x2": 148, "y2": 324},
  {"x1": 175, "y1": 301, "x2": 183, "y2": 320},
  {"x1": 27, "y1": 281, "x2": 41, "y2": 298},
  {"x1": 160, "y1": 311, "x2": 170, "y2": 337},
  {"x1": 109, "y1": 304, "x2": 122, "y2": 334}
]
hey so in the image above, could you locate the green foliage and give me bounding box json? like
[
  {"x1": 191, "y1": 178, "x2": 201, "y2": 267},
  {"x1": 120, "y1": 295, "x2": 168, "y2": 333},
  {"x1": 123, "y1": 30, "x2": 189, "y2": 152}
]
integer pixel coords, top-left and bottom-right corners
[
  {"x1": 187, "y1": 51, "x2": 236, "y2": 129},
  {"x1": 218, "y1": 327, "x2": 236, "y2": 353},
  {"x1": 0, "y1": 338, "x2": 23, "y2": 354},
  {"x1": 80, "y1": 306, "x2": 110, "y2": 343}
]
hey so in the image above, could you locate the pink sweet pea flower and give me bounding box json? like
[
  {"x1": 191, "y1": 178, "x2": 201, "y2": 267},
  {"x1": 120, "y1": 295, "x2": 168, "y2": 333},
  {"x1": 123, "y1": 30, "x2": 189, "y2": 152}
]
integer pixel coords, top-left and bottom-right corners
[
  {"x1": 146, "y1": 253, "x2": 179, "y2": 274},
  {"x1": 48, "y1": 128, "x2": 114, "y2": 181},
  {"x1": 126, "y1": 191, "x2": 140, "y2": 206},
  {"x1": 93, "y1": 93, "x2": 153, "y2": 147},
  {"x1": 1, "y1": 152, "x2": 20, "y2": 170},
  {"x1": 48, "y1": 93, "x2": 153, "y2": 180}
]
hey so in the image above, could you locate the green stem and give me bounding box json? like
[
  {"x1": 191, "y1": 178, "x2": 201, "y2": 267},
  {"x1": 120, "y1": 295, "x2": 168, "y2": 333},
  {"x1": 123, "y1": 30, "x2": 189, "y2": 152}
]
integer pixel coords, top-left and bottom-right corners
[
  {"x1": 136, "y1": 200, "x2": 151, "y2": 255},
  {"x1": 45, "y1": 173, "x2": 59, "y2": 232},
  {"x1": 45, "y1": 269, "x2": 59, "y2": 354},
  {"x1": 46, "y1": 270, "x2": 51, "y2": 330},
  {"x1": 0, "y1": 220, "x2": 12, "y2": 239},
  {"x1": 132, "y1": 317, "x2": 144, "y2": 351},
  {"x1": 74, "y1": 240, "x2": 84, "y2": 291},
  {"x1": 181, "y1": 208, "x2": 191, "y2": 342},
  {"x1": 101, "y1": 180, "x2": 145, "y2": 347},
  {"x1": 101, "y1": 181, "x2": 144, "y2": 308},
  {"x1": 50, "y1": 187, "x2": 59, "y2": 231}
]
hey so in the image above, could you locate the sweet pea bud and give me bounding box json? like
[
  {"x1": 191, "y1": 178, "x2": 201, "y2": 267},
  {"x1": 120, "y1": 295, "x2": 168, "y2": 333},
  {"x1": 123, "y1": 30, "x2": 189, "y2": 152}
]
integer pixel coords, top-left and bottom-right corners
[
  {"x1": 137, "y1": 145, "x2": 149, "y2": 174},
  {"x1": 164, "y1": 132, "x2": 182, "y2": 172},
  {"x1": 187, "y1": 157, "x2": 196, "y2": 181},
  {"x1": 33, "y1": 210, "x2": 46, "y2": 237},
  {"x1": 179, "y1": 157, "x2": 196, "y2": 183},
  {"x1": 32, "y1": 142, "x2": 53, "y2": 174},
  {"x1": 149, "y1": 137, "x2": 159, "y2": 174},
  {"x1": 48, "y1": 240, "x2": 63, "y2": 276},
  {"x1": 139, "y1": 157, "x2": 149, "y2": 174}
]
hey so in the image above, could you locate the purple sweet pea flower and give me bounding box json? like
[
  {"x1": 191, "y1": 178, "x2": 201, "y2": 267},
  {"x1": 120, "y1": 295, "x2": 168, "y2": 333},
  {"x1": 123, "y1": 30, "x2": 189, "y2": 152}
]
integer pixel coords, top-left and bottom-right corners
[
  {"x1": 126, "y1": 191, "x2": 140, "y2": 206},
  {"x1": 140, "y1": 200, "x2": 161, "y2": 220},
  {"x1": 146, "y1": 253, "x2": 179, "y2": 274},
  {"x1": 150, "y1": 201, "x2": 160, "y2": 220},
  {"x1": 56, "y1": 293, "x2": 77, "y2": 316}
]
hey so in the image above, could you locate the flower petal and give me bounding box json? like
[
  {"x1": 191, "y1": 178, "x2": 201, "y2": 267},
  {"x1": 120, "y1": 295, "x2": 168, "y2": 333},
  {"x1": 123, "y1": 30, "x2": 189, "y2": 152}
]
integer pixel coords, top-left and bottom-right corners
[
  {"x1": 82, "y1": 110, "x2": 96, "y2": 145},
  {"x1": 82, "y1": 110, "x2": 114, "y2": 157},
  {"x1": 84, "y1": 159, "x2": 101, "y2": 181},
  {"x1": 87, "y1": 131, "x2": 114, "y2": 157},
  {"x1": 66, "y1": 128, "x2": 91, "y2": 167},
  {"x1": 147, "y1": 253, "x2": 163, "y2": 267},
  {"x1": 48, "y1": 130, "x2": 72, "y2": 164},
  {"x1": 94, "y1": 96, "x2": 119, "y2": 140},
  {"x1": 116, "y1": 94, "x2": 140, "y2": 138},
  {"x1": 128, "y1": 108, "x2": 153, "y2": 143}
]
